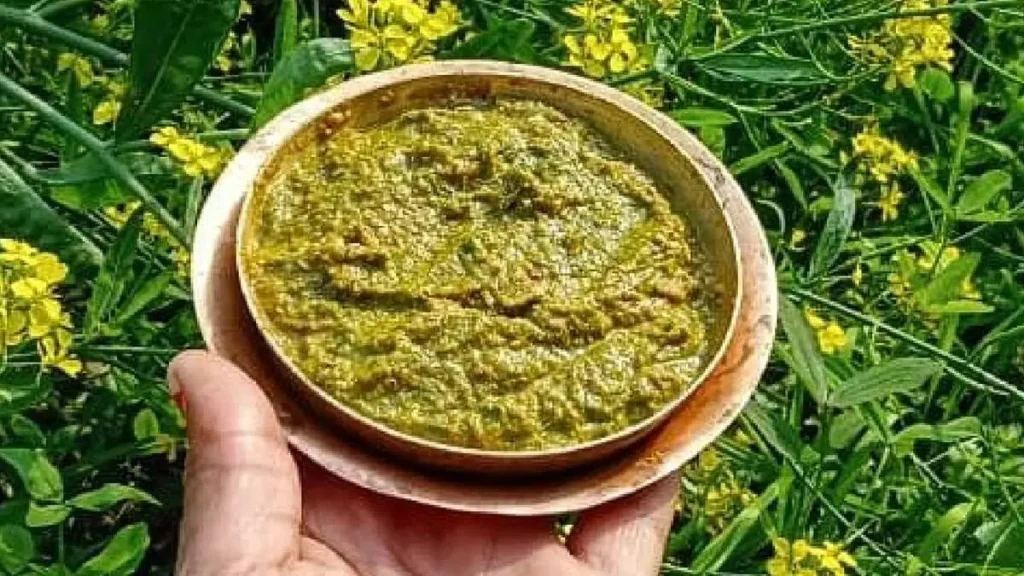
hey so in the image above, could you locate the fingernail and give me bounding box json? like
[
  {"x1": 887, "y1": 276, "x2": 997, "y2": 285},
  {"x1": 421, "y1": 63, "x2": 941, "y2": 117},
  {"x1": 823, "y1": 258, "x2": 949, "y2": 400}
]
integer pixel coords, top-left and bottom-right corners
[{"x1": 168, "y1": 371, "x2": 187, "y2": 414}]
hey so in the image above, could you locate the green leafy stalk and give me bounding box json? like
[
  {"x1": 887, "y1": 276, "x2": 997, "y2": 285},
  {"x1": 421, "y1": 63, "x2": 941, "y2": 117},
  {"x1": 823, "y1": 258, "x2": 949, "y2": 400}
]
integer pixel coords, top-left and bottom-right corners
[
  {"x1": 0, "y1": 72, "x2": 188, "y2": 246},
  {"x1": 0, "y1": 5, "x2": 253, "y2": 117},
  {"x1": 784, "y1": 287, "x2": 1022, "y2": 401}
]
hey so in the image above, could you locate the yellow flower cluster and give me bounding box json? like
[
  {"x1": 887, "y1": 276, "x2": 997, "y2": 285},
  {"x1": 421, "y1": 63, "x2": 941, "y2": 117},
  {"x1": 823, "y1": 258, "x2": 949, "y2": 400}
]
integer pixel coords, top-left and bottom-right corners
[
  {"x1": 563, "y1": 0, "x2": 650, "y2": 79},
  {"x1": 704, "y1": 476, "x2": 755, "y2": 532},
  {"x1": 103, "y1": 203, "x2": 190, "y2": 278},
  {"x1": 849, "y1": 0, "x2": 953, "y2": 90},
  {"x1": 767, "y1": 538, "x2": 857, "y2": 576},
  {"x1": 0, "y1": 240, "x2": 81, "y2": 376},
  {"x1": 56, "y1": 53, "x2": 95, "y2": 87},
  {"x1": 852, "y1": 127, "x2": 918, "y2": 184},
  {"x1": 805, "y1": 309, "x2": 848, "y2": 355},
  {"x1": 338, "y1": 0, "x2": 461, "y2": 72},
  {"x1": 888, "y1": 241, "x2": 981, "y2": 310},
  {"x1": 92, "y1": 79, "x2": 126, "y2": 126},
  {"x1": 851, "y1": 126, "x2": 917, "y2": 221},
  {"x1": 150, "y1": 127, "x2": 232, "y2": 179},
  {"x1": 684, "y1": 446, "x2": 757, "y2": 533}
]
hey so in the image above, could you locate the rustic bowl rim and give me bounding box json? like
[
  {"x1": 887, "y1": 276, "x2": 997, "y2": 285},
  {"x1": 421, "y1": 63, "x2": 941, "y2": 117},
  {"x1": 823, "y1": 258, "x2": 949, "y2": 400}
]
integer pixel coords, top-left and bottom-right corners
[{"x1": 232, "y1": 60, "x2": 743, "y2": 462}]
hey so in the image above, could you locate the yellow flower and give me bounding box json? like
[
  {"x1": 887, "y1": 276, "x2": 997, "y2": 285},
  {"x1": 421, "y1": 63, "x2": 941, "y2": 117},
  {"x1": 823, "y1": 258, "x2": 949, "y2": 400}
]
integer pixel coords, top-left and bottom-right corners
[
  {"x1": 0, "y1": 239, "x2": 40, "y2": 266},
  {"x1": 39, "y1": 328, "x2": 82, "y2": 376},
  {"x1": 816, "y1": 542, "x2": 857, "y2": 575},
  {"x1": 852, "y1": 263, "x2": 864, "y2": 287},
  {"x1": 852, "y1": 126, "x2": 917, "y2": 184},
  {"x1": 339, "y1": 0, "x2": 461, "y2": 72},
  {"x1": 93, "y1": 100, "x2": 122, "y2": 126},
  {"x1": 849, "y1": 0, "x2": 953, "y2": 90},
  {"x1": 150, "y1": 126, "x2": 181, "y2": 148},
  {"x1": 805, "y1": 309, "x2": 847, "y2": 354},
  {"x1": 767, "y1": 538, "x2": 855, "y2": 576},
  {"x1": 789, "y1": 228, "x2": 807, "y2": 250},
  {"x1": 817, "y1": 323, "x2": 847, "y2": 354},
  {"x1": 56, "y1": 53, "x2": 95, "y2": 87},
  {"x1": 563, "y1": 0, "x2": 650, "y2": 79},
  {"x1": 1, "y1": 240, "x2": 80, "y2": 375},
  {"x1": 704, "y1": 475, "x2": 756, "y2": 531},
  {"x1": 150, "y1": 127, "x2": 231, "y2": 178},
  {"x1": 878, "y1": 182, "x2": 904, "y2": 221}
]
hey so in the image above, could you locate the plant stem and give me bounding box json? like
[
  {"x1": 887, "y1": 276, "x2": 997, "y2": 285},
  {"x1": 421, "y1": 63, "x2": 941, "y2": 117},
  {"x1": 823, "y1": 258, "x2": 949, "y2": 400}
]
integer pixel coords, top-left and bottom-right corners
[
  {"x1": 0, "y1": 5, "x2": 255, "y2": 117},
  {"x1": 784, "y1": 287, "x2": 1023, "y2": 400},
  {"x1": 0, "y1": 72, "x2": 189, "y2": 246},
  {"x1": 33, "y1": 0, "x2": 92, "y2": 18}
]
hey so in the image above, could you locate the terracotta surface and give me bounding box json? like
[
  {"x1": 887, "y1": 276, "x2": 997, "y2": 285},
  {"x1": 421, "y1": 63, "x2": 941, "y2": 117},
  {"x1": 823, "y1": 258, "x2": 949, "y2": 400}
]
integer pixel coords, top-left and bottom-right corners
[{"x1": 192, "y1": 61, "x2": 777, "y2": 515}]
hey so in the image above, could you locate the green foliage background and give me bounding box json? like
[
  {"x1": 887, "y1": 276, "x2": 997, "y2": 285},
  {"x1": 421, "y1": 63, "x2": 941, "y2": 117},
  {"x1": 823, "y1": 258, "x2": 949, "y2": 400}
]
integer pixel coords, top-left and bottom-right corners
[{"x1": 1, "y1": 0, "x2": 1023, "y2": 573}]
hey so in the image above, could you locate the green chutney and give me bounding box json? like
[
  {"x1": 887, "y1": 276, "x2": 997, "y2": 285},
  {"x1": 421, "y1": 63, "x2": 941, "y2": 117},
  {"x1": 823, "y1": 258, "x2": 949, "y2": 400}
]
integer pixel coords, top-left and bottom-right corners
[{"x1": 242, "y1": 100, "x2": 716, "y2": 451}]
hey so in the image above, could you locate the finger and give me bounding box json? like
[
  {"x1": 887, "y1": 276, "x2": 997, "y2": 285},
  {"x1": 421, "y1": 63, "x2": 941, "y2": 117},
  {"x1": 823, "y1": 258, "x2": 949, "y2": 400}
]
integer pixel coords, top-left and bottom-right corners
[
  {"x1": 171, "y1": 350, "x2": 302, "y2": 575},
  {"x1": 299, "y1": 460, "x2": 583, "y2": 576},
  {"x1": 567, "y1": 474, "x2": 679, "y2": 576}
]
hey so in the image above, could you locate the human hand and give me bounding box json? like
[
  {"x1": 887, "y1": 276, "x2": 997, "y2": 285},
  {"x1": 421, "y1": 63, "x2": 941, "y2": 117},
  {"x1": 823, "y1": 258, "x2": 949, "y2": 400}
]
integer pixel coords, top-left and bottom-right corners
[{"x1": 169, "y1": 351, "x2": 678, "y2": 576}]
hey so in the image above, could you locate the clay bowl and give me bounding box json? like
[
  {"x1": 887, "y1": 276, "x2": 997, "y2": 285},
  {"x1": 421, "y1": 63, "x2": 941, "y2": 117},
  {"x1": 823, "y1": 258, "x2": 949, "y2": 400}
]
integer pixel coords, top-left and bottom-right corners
[{"x1": 193, "y1": 60, "x2": 777, "y2": 514}]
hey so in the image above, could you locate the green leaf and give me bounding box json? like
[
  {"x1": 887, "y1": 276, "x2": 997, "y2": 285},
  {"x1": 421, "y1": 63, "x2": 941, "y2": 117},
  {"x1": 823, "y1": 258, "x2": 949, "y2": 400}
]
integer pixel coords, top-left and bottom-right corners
[
  {"x1": 916, "y1": 502, "x2": 976, "y2": 564},
  {"x1": 830, "y1": 358, "x2": 942, "y2": 408},
  {"x1": 0, "y1": 525, "x2": 34, "y2": 574},
  {"x1": 809, "y1": 175, "x2": 855, "y2": 278},
  {"x1": 50, "y1": 181, "x2": 131, "y2": 211},
  {"x1": 113, "y1": 271, "x2": 175, "y2": 326},
  {"x1": 84, "y1": 209, "x2": 143, "y2": 336},
  {"x1": 698, "y1": 126, "x2": 726, "y2": 158},
  {"x1": 253, "y1": 38, "x2": 354, "y2": 128},
  {"x1": 25, "y1": 502, "x2": 70, "y2": 528},
  {"x1": 918, "y1": 252, "x2": 980, "y2": 307},
  {"x1": 75, "y1": 523, "x2": 149, "y2": 576},
  {"x1": 828, "y1": 409, "x2": 865, "y2": 449},
  {"x1": 41, "y1": 151, "x2": 172, "y2": 187},
  {"x1": 957, "y1": 170, "x2": 1011, "y2": 214},
  {"x1": 778, "y1": 298, "x2": 829, "y2": 404},
  {"x1": 775, "y1": 160, "x2": 807, "y2": 211},
  {"x1": 690, "y1": 505, "x2": 762, "y2": 572},
  {"x1": 132, "y1": 409, "x2": 161, "y2": 440},
  {"x1": 668, "y1": 107, "x2": 738, "y2": 128},
  {"x1": 273, "y1": 0, "x2": 298, "y2": 64},
  {"x1": 446, "y1": 18, "x2": 538, "y2": 62},
  {"x1": 918, "y1": 67, "x2": 954, "y2": 102},
  {"x1": 0, "y1": 157, "x2": 102, "y2": 275},
  {"x1": 729, "y1": 142, "x2": 789, "y2": 176},
  {"x1": 9, "y1": 415, "x2": 45, "y2": 447},
  {"x1": 698, "y1": 53, "x2": 826, "y2": 84},
  {"x1": 743, "y1": 402, "x2": 804, "y2": 463},
  {"x1": 0, "y1": 371, "x2": 53, "y2": 417},
  {"x1": 909, "y1": 167, "x2": 952, "y2": 214},
  {"x1": 985, "y1": 518, "x2": 1024, "y2": 569},
  {"x1": 892, "y1": 417, "x2": 980, "y2": 457},
  {"x1": 116, "y1": 0, "x2": 241, "y2": 140},
  {"x1": 0, "y1": 449, "x2": 63, "y2": 502},
  {"x1": 69, "y1": 484, "x2": 160, "y2": 512}
]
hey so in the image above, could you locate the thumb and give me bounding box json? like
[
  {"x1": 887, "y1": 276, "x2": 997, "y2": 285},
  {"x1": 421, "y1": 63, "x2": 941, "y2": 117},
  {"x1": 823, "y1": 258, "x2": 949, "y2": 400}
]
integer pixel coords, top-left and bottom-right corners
[
  {"x1": 171, "y1": 350, "x2": 301, "y2": 575},
  {"x1": 567, "y1": 473, "x2": 678, "y2": 576}
]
